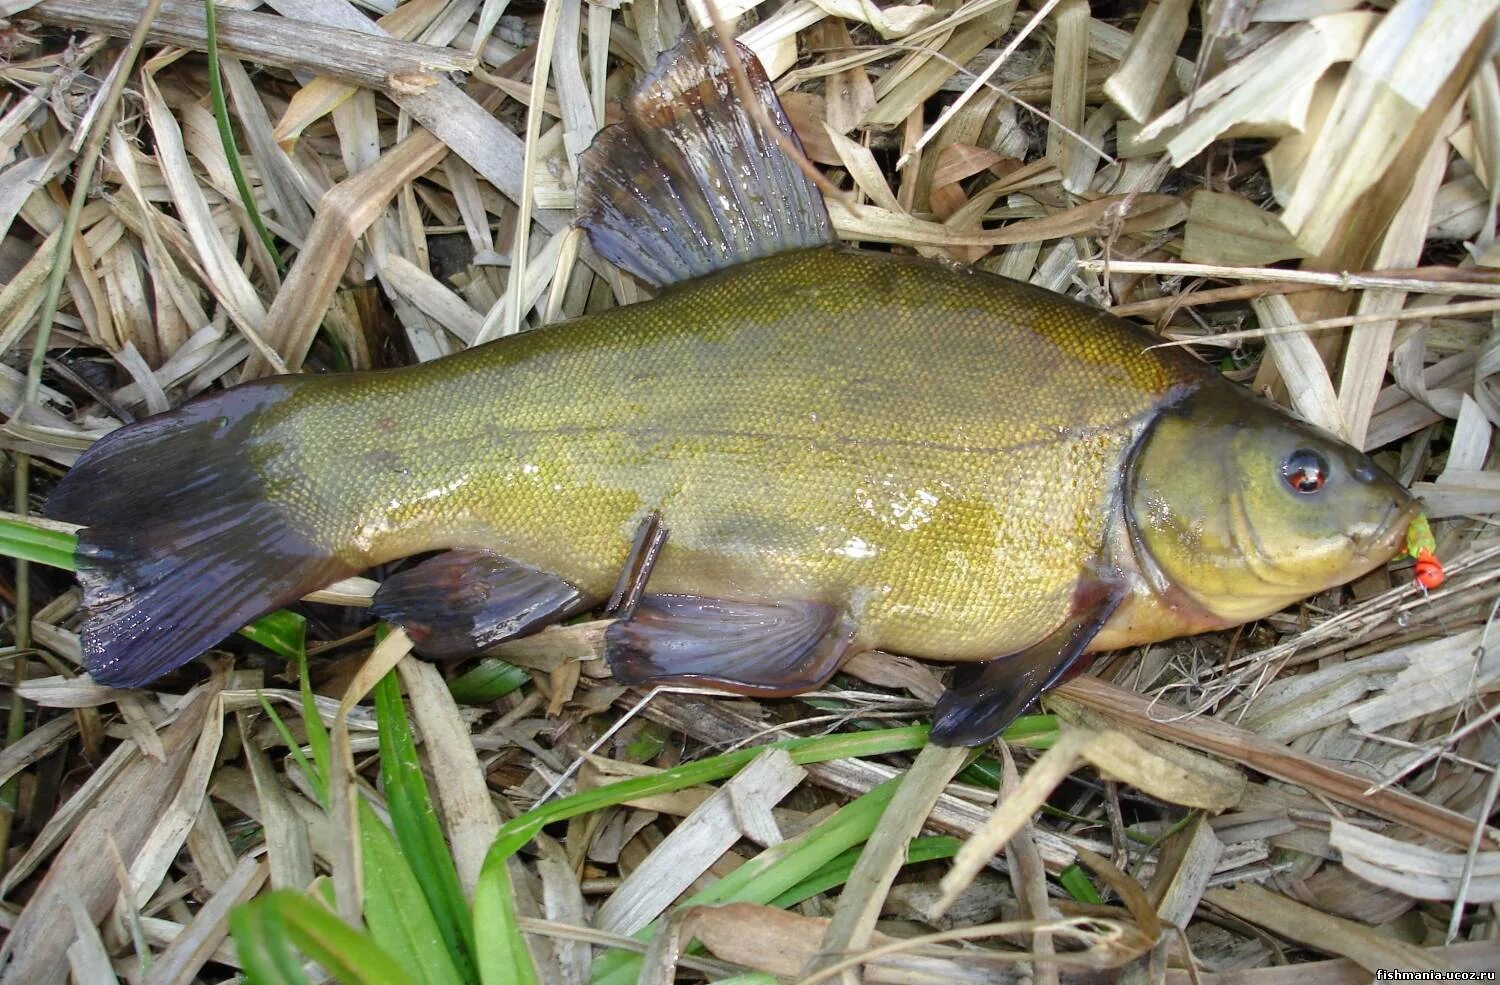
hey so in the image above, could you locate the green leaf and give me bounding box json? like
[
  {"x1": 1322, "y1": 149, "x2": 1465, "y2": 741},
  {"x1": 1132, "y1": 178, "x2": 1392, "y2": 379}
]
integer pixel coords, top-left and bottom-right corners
[
  {"x1": 447, "y1": 658, "x2": 530, "y2": 704},
  {"x1": 374, "y1": 673, "x2": 477, "y2": 980},
  {"x1": 0, "y1": 517, "x2": 77, "y2": 570},
  {"x1": 359, "y1": 800, "x2": 465, "y2": 985},
  {"x1": 204, "y1": 0, "x2": 283, "y2": 271},
  {"x1": 683, "y1": 777, "x2": 903, "y2": 910},
  {"x1": 257, "y1": 693, "x2": 323, "y2": 812},
  {"x1": 1003, "y1": 713, "x2": 1060, "y2": 748},
  {"x1": 296, "y1": 650, "x2": 331, "y2": 808},
  {"x1": 621, "y1": 722, "x2": 668, "y2": 763},
  {"x1": 252, "y1": 626, "x2": 325, "y2": 807},
  {"x1": 473, "y1": 856, "x2": 540, "y2": 985},
  {"x1": 232, "y1": 893, "x2": 313, "y2": 985},
  {"x1": 768, "y1": 835, "x2": 960, "y2": 909},
  {"x1": 489, "y1": 725, "x2": 930, "y2": 985},
  {"x1": 1058, "y1": 863, "x2": 1103, "y2": 904},
  {"x1": 488, "y1": 726, "x2": 929, "y2": 864},
  {"x1": 593, "y1": 772, "x2": 911, "y2": 985},
  {"x1": 235, "y1": 890, "x2": 418, "y2": 985},
  {"x1": 239, "y1": 609, "x2": 309, "y2": 662}
]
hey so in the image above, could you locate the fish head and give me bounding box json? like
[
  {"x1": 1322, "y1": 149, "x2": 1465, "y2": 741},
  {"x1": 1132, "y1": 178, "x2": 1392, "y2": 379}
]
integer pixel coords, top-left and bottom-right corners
[{"x1": 1125, "y1": 386, "x2": 1420, "y2": 626}]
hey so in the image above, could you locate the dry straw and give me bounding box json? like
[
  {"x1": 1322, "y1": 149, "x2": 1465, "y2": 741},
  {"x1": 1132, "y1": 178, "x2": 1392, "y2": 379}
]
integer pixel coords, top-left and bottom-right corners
[{"x1": 0, "y1": 0, "x2": 1498, "y2": 982}]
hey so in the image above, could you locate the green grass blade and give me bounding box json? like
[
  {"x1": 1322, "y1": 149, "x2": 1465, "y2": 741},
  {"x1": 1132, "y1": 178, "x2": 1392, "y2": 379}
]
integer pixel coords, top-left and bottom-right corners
[
  {"x1": 232, "y1": 892, "x2": 313, "y2": 985},
  {"x1": 591, "y1": 769, "x2": 910, "y2": 984},
  {"x1": 1058, "y1": 863, "x2": 1103, "y2": 904},
  {"x1": 295, "y1": 649, "x2": 331, "y2": 808},
  {"x1": 1004, "y1": 713, "x2": 1060, "y2": 747},
  {"x1": 0, "y1": 518, "x2": 77, "y2": 570},
  {"x1": 257, "y1": 693, "x2": 323, "y2": 809},
  {"x1": 359, "y1": 800, "x2": 466, "y2": 985},
  {"x1": 239, "y1": 609, "x2": 309, "y2": 664},
  {"x1": 768, "y1": 835, "x2": 960, "y2": 909},
  {"x1": 251, "y1": 624, "x2": 326, "y2": 807},
  {"x1": 447, "y1": 658, "x2": 530, "y2": 704},
  {"x1": 482, "y1": 726, "x2": 928, "y2": 985},
  {"x1": 204, "y1": 0, "x2": 283, "y2": 271},
  {"x1": 487, "y1": 725, "x2": 929, "y2": 864},
  {"x1": 684, "y1": 778, "x2": 902, "y2": 911},
  {"x1": 373, "y1": 673, "x2": 477, "y2": 981},
  {"x1": 956, "y1": 715, "x2": 1060, "y2": 788},
  {"x1": 472, "y1": 855, "x2": 540, "y2": 985},
  {"x1": 236, "y1": 890, "x2": 418, "y2": 985}
]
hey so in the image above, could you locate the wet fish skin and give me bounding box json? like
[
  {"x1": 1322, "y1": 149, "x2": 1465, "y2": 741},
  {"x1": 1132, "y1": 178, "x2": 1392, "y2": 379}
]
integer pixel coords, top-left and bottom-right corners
[{"x1": 249, "y1": 246, "x2": 1203, "y2": 661}]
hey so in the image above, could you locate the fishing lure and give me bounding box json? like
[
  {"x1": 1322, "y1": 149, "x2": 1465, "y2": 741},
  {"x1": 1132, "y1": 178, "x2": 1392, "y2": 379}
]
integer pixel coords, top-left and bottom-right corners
[{"x1": 1404, "y1": 513, "x2": 1445, "y2": 590}]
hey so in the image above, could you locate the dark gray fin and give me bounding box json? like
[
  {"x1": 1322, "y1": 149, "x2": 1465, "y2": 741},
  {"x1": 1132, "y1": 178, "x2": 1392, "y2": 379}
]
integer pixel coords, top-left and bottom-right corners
[
  {"x1": 371, "y1": 549, "x2": 585, "y2": 660},
  {"x1": 930, "y1": 580, "x2": 1127, "y2": 747},
  {"x1": 44, "y1": 381, "x2": 353, "y2": 688},
  {"x1": 575, "y1": 32, "x2": 833, "y2": 288},
  {"x1": 603, "y1": 512, "x2": 668, "y2": 619},
  {"x1": 605, "y1": 594, "x2": 854, "y2": 695}
]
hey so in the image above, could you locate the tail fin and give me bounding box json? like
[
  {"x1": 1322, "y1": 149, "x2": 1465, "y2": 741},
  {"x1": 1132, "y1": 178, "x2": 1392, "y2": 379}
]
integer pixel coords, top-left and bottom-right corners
[{"x1": 45, "y1": 381, "x2": 351, "y2": 687}]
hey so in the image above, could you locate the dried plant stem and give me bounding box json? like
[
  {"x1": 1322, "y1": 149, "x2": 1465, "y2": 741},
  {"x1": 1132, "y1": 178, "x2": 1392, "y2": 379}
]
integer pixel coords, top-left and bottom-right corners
[
  {"x1": 794, "y1": 915, "x2": 1135, "y2": 985},
  {"x1": 1109, "y1": 281, "x2": 1324, "y2": 318},
  {"x1": 1057, "y1": 677, "x2": 1496, "y2": 851},
  {"x1": 1151, "y1": 298, "x2": 1500, "y2": 349},
  {"x1": 897, "y1": 0, "x2": 1063, "y2": 171},
  {"x1": 2, "y1": 0, "x2": 166, "y2": 882},
  {"x1": 1080, "y1": 259, "x2": 1500, "y2": 298},
  {"x1": 1448, "y1": 764, "x2": 1500, "y2": 943},
  {"x1": 805, "y1": 742, "x2": 967, "y2": 980},
  {"x1": 1366, "y1": 698, "x2": 1500, "y2": 796},
  {"x1": 0, "y1": 449, "x2": 27, "y2": 882},
  {"x1": 481, "y1": 0, "x2": 563, "y2": 343}
]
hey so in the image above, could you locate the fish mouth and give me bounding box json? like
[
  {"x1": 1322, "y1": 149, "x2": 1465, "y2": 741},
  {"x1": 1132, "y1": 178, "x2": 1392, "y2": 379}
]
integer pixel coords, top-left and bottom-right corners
[{"x1": 1354, "y1": 494, "x2": 1423, "y2": 564}]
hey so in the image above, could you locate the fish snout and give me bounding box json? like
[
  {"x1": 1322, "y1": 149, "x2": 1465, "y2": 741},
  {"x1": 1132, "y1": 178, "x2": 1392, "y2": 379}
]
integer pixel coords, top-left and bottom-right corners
[{"x1": 1349, "y1": 475, "x2": 1422, "y2": 561}]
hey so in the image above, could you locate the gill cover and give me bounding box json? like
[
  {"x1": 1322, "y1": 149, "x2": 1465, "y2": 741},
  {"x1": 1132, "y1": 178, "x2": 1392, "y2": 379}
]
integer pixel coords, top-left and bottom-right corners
[{"x1": 1127, "y1": 387, "x2": 1418, "y2": 624}]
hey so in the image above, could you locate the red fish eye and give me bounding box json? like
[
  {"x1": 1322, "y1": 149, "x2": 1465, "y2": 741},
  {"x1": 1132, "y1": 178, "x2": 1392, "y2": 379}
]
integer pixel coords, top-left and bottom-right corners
[{"x1": 1282, "y1": 449, "x2": 1329, "y2": 494}]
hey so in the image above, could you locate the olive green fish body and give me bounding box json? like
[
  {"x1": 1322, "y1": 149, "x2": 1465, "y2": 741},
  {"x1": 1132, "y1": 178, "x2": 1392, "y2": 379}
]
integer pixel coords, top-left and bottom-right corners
[{"x1": 256, "y1": 247, "x2": 1198, "y2": 661}]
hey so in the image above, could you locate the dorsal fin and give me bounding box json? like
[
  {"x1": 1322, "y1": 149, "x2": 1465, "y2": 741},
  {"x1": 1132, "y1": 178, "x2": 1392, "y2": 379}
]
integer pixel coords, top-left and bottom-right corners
[{"x1": 576, "y1": 33, "x2": 833, "y2": 288}]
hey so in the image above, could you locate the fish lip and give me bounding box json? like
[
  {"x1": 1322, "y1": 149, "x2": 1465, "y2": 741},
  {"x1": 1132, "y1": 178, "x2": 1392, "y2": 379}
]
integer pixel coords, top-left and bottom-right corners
[{"x1": 1354, "y1": 494, "x2": 1422, "y2": 563}]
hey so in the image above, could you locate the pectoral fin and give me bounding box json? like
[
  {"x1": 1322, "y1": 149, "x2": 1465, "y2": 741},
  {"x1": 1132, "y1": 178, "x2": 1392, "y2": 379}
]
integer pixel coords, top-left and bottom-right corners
[
  {"x1": 605, "y1": 595, "x2": 855, "y2": 695},
  {"x1": 371, "y1": 549, "x2": 584, "y2": 660},
  {"x1": 930, "y1": 580, "x2": 1126, "y2": 747}
]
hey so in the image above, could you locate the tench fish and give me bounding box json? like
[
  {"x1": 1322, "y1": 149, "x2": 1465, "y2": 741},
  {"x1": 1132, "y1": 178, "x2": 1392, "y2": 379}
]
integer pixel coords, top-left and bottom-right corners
[{"x1": 45, "y1": 35, "x2": 1419, "y2": 745}]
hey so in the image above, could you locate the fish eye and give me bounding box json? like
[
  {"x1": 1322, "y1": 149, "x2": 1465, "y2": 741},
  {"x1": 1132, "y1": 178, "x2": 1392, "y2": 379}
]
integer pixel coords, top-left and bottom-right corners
[{"x1": 1281, "y1": 449, "x2": 1329, "y2": 495}]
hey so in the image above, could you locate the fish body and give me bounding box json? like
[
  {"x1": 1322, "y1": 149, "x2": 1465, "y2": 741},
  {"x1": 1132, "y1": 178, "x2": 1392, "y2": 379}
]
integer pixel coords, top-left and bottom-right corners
[
  {"x1": 46, "y1": 35, "x2": 1418, "y2": 745},
  {"x1": 253, "y1": 247, "x2": 1197, "y2": 659}
]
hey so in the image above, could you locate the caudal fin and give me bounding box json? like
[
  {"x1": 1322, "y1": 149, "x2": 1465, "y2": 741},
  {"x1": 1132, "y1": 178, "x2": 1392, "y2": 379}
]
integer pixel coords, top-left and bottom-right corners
[{"x1": 45, "y1": 381, "x2": 350, "y2": 687}]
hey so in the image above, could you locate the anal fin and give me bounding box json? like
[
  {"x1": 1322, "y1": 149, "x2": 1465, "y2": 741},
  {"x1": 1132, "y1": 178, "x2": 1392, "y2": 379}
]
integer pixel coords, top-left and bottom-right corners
[
  {"x1": 930, "y1": 580, "x2": 1126, "y2": 747},
  {"x1": 605, "y1": 595, "x2": 855, "y2": 696},
  {"x1": 371, "y1": 549, "x2": 584, "y2": 660}
]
